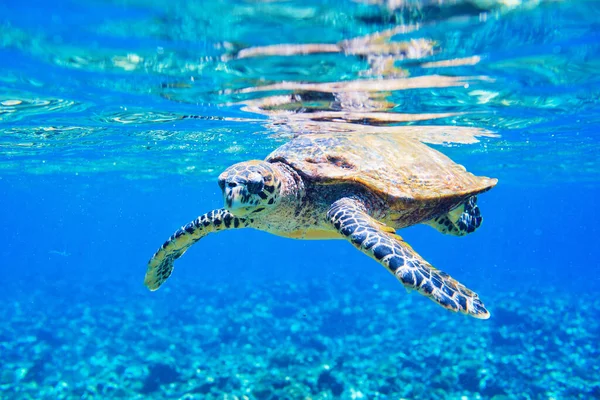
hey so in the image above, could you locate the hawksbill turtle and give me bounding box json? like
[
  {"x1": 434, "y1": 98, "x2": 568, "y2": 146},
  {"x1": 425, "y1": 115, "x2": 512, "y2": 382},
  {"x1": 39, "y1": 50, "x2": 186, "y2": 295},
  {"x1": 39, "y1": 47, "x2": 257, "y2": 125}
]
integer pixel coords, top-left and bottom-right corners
[{"x1": 144, "y1": 132, "x2": 497, "y2": 319}]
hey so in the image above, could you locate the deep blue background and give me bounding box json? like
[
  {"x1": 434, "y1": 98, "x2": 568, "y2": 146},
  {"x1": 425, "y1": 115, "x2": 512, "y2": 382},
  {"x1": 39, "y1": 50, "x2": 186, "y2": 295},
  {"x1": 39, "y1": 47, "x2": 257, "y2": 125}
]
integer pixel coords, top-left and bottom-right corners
[{"x1": 2, "y1": 172, "x2": 598, "y2": 308}]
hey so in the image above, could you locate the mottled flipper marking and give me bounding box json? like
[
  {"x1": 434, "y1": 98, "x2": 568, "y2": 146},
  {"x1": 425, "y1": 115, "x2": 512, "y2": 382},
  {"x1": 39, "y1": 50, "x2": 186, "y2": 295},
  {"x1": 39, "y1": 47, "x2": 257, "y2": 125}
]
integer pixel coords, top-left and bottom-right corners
[
  {"x1": 452, "y1": 196, "x2": 482, "y2": 235},
  {"x1": 144, "y1": 209, "x2": 248, "y2": 290},
  {"x1": 424, "y1": 214, "x2": 461, "y2": 235},
  {"x1": 426, "y1": 196, "x2": 483, "y2": 236},
  {"x1": 327, "y1": 197, "x2": 489, "y2": 319}
]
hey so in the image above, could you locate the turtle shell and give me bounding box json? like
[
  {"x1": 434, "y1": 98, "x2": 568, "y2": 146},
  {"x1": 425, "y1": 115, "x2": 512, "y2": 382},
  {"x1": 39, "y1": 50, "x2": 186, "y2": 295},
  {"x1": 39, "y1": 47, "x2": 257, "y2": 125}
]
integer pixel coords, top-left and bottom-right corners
[{"x1": 266, "y1": 132, "x2": 497, "y2": 207}]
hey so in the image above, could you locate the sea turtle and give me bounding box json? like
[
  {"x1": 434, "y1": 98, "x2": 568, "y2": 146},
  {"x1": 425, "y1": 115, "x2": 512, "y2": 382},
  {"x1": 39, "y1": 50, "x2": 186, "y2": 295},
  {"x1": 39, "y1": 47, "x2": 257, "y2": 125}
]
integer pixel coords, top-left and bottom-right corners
[{"x1": 144, "y1": 132, "x2": 497, "y2": 319}]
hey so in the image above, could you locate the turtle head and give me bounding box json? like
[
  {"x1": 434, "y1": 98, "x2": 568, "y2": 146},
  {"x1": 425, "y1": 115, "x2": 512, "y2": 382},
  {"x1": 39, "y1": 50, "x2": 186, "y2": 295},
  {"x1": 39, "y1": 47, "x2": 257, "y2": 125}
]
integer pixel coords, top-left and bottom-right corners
[{"x1": 218, "y1": 160, "x2": 281, "y2": 216}]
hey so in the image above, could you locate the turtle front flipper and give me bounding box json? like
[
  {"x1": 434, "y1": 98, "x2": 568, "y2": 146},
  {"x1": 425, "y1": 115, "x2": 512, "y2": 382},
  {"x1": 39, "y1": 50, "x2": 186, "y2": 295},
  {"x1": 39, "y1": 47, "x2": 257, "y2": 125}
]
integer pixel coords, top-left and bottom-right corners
[
  {"x1": 144, "y1": 209, "x2": 249, "y2": 291},
  {"x1": 327, "y1": 197, "x2": 490, "y2": 319}
]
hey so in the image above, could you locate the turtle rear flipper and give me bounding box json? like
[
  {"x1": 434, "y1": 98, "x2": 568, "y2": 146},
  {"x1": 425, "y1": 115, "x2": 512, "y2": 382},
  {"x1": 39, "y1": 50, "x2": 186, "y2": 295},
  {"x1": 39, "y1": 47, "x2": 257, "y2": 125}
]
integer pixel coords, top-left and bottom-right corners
[
  {"x1": 327, "y1": 197, "x2": 489, "y2": 319},
  {"x1": 145, "y1": 209, "x2": 249, "y2": 290},
  {"x1": 425, "y1": 196, "x2": 483, "y2": 236}
]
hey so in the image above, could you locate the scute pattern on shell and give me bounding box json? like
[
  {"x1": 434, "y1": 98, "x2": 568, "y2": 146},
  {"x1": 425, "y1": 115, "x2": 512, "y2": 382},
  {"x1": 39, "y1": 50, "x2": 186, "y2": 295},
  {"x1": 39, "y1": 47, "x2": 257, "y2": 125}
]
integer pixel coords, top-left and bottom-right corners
[{"x1": 266, "y1": 132, "x2": 497, "y2": 208}]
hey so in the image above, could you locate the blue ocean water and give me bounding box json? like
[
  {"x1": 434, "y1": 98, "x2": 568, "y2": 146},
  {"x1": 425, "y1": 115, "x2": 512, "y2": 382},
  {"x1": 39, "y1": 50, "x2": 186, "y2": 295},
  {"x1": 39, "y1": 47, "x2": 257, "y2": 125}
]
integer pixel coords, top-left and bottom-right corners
[{"x1": 1, "y1": 0, "x2": 599, "y2": 399}]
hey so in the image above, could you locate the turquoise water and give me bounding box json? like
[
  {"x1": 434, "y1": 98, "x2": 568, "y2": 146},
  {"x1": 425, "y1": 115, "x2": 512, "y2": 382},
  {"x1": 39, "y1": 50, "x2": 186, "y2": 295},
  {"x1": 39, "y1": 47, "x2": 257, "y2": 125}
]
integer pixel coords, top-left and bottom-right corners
[{"x1": 1, "y1": 0, "x2": 599, "y2": 399}]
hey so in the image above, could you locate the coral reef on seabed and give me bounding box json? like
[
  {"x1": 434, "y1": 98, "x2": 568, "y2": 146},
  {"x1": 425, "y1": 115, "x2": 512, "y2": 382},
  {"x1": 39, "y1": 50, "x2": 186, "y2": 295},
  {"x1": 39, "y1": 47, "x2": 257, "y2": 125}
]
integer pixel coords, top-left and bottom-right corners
[{"x1": 1, "y1": 276, "x2": 598, "y2": 399}]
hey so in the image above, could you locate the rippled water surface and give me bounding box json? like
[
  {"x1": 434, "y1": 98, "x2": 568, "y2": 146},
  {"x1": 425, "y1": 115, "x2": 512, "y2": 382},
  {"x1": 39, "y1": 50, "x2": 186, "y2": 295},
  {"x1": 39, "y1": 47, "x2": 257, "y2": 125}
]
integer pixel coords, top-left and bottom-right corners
[
  {"x1": 2, "y1": 1, "x2": 600, "y2": 399},
  {"x1": 2, "y1": 0, "x2": 599, "y2": 182}
]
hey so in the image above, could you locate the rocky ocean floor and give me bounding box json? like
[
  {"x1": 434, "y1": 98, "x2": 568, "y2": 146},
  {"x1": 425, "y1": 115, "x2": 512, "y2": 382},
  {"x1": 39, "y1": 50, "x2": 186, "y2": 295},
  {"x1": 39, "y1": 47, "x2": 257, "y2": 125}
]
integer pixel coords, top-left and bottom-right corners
[{"x1": 1, "y1": 275, "x2": 599, "y2": 400}]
